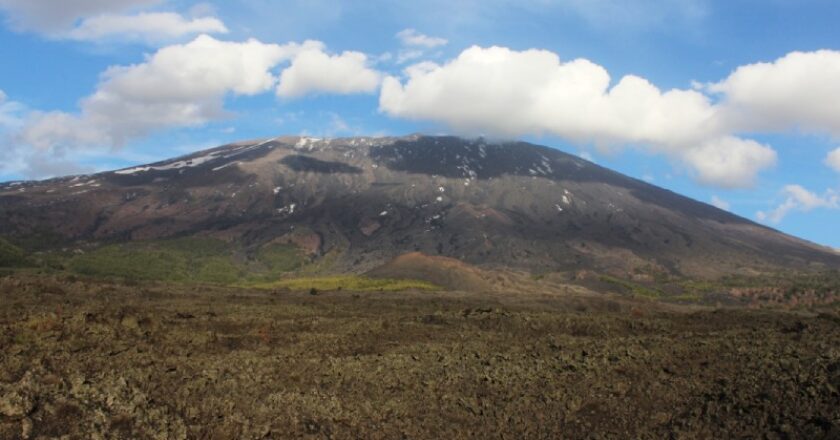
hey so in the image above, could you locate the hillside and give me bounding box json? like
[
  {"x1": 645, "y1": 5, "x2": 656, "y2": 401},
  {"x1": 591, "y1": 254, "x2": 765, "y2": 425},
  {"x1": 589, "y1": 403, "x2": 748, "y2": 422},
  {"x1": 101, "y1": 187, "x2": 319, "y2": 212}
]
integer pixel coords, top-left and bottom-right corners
[{"x1": 0, "y1": 135, "x2": 837, "y2": 283}]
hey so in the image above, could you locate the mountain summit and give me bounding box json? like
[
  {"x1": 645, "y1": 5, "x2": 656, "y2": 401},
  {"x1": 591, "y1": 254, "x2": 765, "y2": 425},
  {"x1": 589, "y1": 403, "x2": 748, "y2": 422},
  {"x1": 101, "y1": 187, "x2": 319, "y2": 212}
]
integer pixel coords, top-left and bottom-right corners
[{"x1": 1, "y1": 135, "x2": 837, "y2": 278}]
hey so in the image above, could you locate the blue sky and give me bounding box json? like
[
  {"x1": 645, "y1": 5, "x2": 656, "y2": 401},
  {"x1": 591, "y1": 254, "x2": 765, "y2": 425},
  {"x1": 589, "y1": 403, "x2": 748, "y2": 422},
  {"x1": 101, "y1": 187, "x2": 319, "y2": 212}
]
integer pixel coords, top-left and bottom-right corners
[{"x1": 0, "y1": 0, "x2": 838, "y2": 248}]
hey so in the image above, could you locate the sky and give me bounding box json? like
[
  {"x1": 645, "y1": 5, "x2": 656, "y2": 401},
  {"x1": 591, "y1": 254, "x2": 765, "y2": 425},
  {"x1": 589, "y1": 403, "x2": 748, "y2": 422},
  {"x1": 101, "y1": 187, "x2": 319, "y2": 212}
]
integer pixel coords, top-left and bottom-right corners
[{"x1": 0, "y1": 0, "x2": 838, "y2": 248}]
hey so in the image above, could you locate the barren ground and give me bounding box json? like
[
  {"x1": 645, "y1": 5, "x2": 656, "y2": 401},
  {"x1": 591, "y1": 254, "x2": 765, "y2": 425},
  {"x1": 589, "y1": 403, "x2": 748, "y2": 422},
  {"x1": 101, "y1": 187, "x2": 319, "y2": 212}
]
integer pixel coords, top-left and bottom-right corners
[{"x1": 1, "y1": 274, "x2": 839, "y2": 439}]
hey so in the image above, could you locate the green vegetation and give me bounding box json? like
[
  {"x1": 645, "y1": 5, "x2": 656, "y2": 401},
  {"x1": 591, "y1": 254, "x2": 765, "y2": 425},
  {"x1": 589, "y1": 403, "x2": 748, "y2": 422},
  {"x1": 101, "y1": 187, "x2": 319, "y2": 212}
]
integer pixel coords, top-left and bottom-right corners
[
  {"x1": 256, "y1": 244, "x2": 305, "y2": 274},
  {"x1": 62, "y1": 238, "x2": 434, "y2": 291},
  {"x1": 56, "y1": 238, "x2": 438, "y2": 292},
  {"x1": 299, "y1": 248, "x2": 341, "y2": 274},
  {"x1": 61, "y1": 238, "x2": 314, "y2": 284},
  {"x1": 254, "y1": 275, "x2": 441, "y2": 292},
  {"x1": 67, "y1": 238, "x2": 245, "y2": 284},
  {"x1": 599, "y1": 274, "x2": 663, "y2": 299},
  {"x1": 7, "y1": 230, "x2": 68, "y2": 251},
  {"x1": 0, "y1": 237, "x2": 30, "y2": 267}
]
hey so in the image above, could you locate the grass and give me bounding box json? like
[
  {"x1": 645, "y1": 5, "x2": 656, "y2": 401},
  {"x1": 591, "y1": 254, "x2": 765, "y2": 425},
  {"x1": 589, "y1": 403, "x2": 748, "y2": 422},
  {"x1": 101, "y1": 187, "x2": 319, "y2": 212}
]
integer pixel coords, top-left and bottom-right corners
[
  {"x1": 299, "y1": 248, "x2": 342, "y2": 274},
  {"x1": 253, "y1": 275, "x2": 441, "y2": 292},
  {"x1": 599, "y1": 274, "x2": 664, "y2": 299},
  {"x1": 61, "y1": 239, "x2": 438, "y2": 292},
  {"x1": 255, "y1": 244, "x2": 306, "y2": 277},
  {"x1": 63, "y1": 238, "x2": 313, "y2": 284},
  {"x1": 66, "y1": 238, "x2": 243, "y2": 284}
]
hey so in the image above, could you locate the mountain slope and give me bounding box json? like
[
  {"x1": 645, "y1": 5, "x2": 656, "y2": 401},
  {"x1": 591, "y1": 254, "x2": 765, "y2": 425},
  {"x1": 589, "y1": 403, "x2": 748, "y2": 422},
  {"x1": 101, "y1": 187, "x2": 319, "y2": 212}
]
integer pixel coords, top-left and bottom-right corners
[{"x1": 1, "y1": 135, "x2": 837, "y2": 278}]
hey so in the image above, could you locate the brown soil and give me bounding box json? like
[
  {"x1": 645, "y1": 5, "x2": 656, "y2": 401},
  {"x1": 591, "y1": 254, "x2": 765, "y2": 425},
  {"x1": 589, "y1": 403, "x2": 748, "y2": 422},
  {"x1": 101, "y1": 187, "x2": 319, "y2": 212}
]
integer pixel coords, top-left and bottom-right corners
[
  {"x1": 1, "y1": 274, "x2": 839, "y2": 439},
  {"x1": 366, "y1": 252, "x2": 494, "y2": 291}
]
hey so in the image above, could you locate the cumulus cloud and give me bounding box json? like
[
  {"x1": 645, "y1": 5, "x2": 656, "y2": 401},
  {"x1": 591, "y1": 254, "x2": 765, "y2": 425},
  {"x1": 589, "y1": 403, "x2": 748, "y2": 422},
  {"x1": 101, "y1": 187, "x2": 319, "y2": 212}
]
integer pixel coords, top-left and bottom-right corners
[
  {"x1": 66, "y1": 12, "x2": 227, "y2": 42},
  {"x1": 276, "y1": 43, "x2": 381, "y2": 98},
  {"x1": 710, "y1": 50, "x2": 840, "y2": 136},
  {"x1": 682, "y1": 137, "x2": 776, "y2": 188},
  {"x1": 0, "y1": 91, "x2": 79, "y2": 179},
  {"x1": 383, "y1": 47, "x2": 703, "y2": 143},
  {"x1": 826, "y1": 148, "x2": 840, "y2": 173},
  {"x1": 19, "y1": 35, "x2": 298, "y2": 150},
  {"x1": 16, "y1": 35, "x2": 383, "y2": 155},
  {"x1": 380, "y1": 45, "x2": 774, "y2": 187},
  {"x1": 710, "y1": 195, "x2": 730, "y2": 211},
  {"x1": 756, "y1": 185, "x2": 839, "y2": 224}
]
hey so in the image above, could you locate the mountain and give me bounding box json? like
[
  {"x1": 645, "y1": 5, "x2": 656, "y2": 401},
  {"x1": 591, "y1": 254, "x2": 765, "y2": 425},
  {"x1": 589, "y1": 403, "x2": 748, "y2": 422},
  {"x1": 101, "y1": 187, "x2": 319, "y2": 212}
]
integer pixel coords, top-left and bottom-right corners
[{"x1": 1, "y1": 135, "x2": 837, "y2": 281}]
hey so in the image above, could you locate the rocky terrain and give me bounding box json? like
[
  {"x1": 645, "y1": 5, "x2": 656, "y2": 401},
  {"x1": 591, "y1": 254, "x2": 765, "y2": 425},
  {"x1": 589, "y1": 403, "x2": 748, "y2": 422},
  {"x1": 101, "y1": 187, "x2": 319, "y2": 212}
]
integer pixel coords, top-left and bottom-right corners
[
  {"x1": 1, "y1": 135, "x2": 839, "y2": 438},
  {"x1": 1, "y1": 273, "x2": 839, "y2": 439},
  {"x1": 1, "y1": 135, "x2": 837, "y2": 281}
]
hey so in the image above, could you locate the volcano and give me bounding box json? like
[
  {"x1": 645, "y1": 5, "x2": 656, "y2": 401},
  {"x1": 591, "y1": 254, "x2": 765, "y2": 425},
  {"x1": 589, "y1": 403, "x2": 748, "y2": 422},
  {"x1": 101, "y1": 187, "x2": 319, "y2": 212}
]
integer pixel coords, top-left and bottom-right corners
[{"x1": 1, "y1": 135, "x2": 837, "y2": 279}]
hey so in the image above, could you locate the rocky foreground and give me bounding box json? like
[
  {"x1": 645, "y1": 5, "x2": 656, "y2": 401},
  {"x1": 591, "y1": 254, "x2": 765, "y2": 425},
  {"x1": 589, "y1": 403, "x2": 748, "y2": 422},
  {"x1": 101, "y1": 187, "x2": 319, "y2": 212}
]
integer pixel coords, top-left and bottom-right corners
[{"x1": 1, "y1": 274, "x2": 839, "y2": 439}]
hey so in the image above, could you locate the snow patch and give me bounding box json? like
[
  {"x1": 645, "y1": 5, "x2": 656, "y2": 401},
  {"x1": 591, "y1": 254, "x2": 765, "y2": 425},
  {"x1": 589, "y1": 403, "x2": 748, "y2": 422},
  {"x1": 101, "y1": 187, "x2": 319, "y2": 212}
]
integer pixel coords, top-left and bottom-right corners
[
  {"x1": 212, "y1": 161, "x2": 239, "y2": 172},
  {"x1": 116, "y1": 150, "x2": 227, "y2": 174},
  {"x1": 277, "y1": 203, "x2": 297, "y2": 215},
  {"x1": 115, "y1": 166, "x2": 152, "y2": 175},
  {"x1": 294, "y1": 137, "x2": 322, "y2": 150}
]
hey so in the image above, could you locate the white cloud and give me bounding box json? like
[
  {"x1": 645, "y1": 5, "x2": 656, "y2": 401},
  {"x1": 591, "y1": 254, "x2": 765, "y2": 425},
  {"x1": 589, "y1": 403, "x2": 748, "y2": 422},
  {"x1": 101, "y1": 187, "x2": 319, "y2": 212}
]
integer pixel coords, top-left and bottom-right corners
[
  {"x1": 380, "y1": 46, "x2": 840, "y2": 187},
  {"x1": 756, "y1": 185, "x2": 839, "y2": 224},
  {"x1": 0, "y1": 89, "x2": 24, "y2": 129},
  {"x1": 380, "y1": 45, "x2": 774, "y2": 187},
  {"x1": 682, "y1": 137, "x2": 776, "y2": 189},
  {"x1": 396, "y1": 28, "x2": 447, "y2": 48},
  {"x1": 0, "y1": 0, "x2": 161, "y2": 32},
  {"x1": 710, "y1": 195, "x2": 730, "y2": 211},
  {"x1": 66, "y1": 12, "x2": 227, "y2": 42},
  {"x1": 19, "y1": 35, "x2": 298, "y2": 150},
  {"x1": 397, "y1": 49, "x2": 426, "y2": 64},
  {"x1": 382, "y1": 47, "x2": 705, "y2": 143},
  {"x1": 16, "y1": 35, "x2": 383, "y2": 155},
  {"x1": 394, "y1": 28, "x2": 447, "y2": 65},
  {"x1": 710, "y1": 50, "x2": 840, "y2": 136},
  {"x1": 276, "y1": 43, "x2": 381, "y2": 98},
  {"x1": 826, "y1": 148, "x2": 840, "y2": 173},
  {"x1": 0, "y1": 91, "x2": 96, "y2": 178}
]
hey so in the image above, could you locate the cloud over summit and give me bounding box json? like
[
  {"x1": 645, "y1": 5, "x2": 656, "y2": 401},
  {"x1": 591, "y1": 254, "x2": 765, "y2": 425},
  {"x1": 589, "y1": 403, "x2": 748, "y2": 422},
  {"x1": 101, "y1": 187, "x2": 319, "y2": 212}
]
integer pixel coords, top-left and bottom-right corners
[{"x1": 379, "y1": 45, "x2": 777, "y2": 188}]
